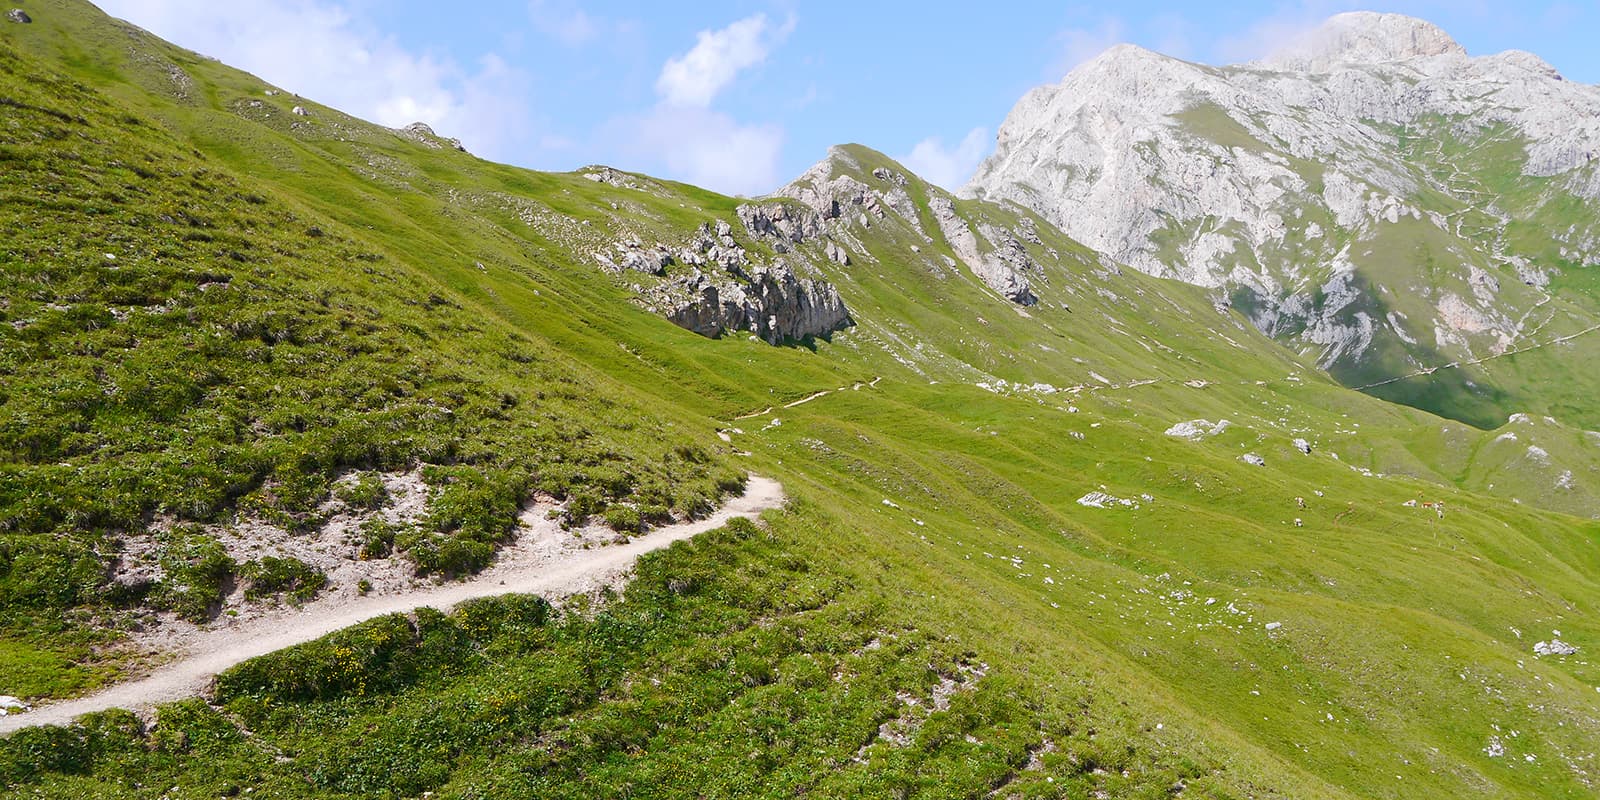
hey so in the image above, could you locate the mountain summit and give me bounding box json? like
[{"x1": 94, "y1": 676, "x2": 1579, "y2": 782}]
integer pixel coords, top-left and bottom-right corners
[
  {"x1": 966, "y1": 12, "x2": 1600, "y2": 428},
  {"x1": 1261, "y1": 11, "x2": 1466, "y2": 71}
]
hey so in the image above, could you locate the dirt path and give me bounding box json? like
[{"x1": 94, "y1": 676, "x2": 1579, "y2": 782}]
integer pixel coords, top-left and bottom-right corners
[
  {"x1": 735, "y1": 377, "x2": 882, "y2": 419},
  {"x1": 784, "y1": 390, "x2": 832, "y2": 408},
  {"x1": 0, "y1": 477, "x2": 785, "y2": 734}
]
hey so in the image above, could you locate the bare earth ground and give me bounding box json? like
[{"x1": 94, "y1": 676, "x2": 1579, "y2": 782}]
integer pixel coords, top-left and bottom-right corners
[{"x1": 0, "y1": 476, "x2": 785, "y2": 733}]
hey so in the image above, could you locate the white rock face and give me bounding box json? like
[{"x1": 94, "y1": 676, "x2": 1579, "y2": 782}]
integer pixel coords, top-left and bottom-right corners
[{"x1": 965, "y1": 12, "x2": 1600, "y2": 384}]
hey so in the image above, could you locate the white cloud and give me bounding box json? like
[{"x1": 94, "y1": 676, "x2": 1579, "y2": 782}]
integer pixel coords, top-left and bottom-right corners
[
  {"x1": 900, "y1": 127, "x2": 991, "y2": 190},
  {"x1": 608, "y1": 12, "x2": 796, "y2": 195},
  {"x1": 94, "y1": 0, "x2": 535, "y2": 161},
  {"x1": 1215, "y1": 15, "x2": 1324, "y2": 64},
  {"x1": 1049, "y1": 17, "x2": 1127, "y2": 78},
  {"x1": 622, "y1": 106, "x2": 784, "y2": 196},
  {"x1": 656, "y1": 13, "x2": 794, "y2": 108},
  {"x1": 1211, "y1": 1, "x2": 1364, "y2": 64}
]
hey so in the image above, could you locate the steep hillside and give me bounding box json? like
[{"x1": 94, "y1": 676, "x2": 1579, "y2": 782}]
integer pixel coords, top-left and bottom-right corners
[
  {"x1": 2, "y1": 3, "x2": 1600, "y2": 799},
  {"x1": 967, "y1": 12, "x2": 1600, "y2": 430}
]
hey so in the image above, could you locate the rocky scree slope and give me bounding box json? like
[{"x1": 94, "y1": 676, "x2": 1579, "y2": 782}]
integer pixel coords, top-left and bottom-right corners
[{"x1": 967, "y1": 11, "x2": 1600, "y2": 428}]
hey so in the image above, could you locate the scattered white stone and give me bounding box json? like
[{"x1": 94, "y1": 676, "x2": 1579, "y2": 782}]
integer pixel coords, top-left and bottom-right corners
[
  {"x1": 1077, "y1": 491, "x2": 1138, "y2": 509},
  {"x1": 1293, "y1": 438, "x2": 1312, "y2": 454},
  {"x1": 1242, "y1": 454, "x2": 1266, "y2": 466},
  {"x1": 0, "y1": 696, "x2": 29, "y2": 716},
  {"x1": 1166, "y1": 419, "x2": 1230, "y2": 439},
  {"x1": 1533, "y1": 639, "x2": 1578, "y2": 656},
  {"x1": 291, "y1": 105, "x2": 309, "y2": 116},
  {"x1": 1265, "y1": 621, "x2": 1283, "y2": 631},
  {"x1": 1485, "y1": 736, "x2": 1505, "y2": 757}
]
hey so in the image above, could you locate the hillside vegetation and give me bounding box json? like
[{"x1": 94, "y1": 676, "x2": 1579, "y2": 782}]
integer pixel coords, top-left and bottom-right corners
[{"x1": 2, "y1": 3, "x2": 1599, "y2": 799}]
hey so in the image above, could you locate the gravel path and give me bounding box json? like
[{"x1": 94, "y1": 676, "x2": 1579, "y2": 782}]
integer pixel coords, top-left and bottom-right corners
[{"x1": 0, "y1": 476, "x2": 785, "y2": 734}]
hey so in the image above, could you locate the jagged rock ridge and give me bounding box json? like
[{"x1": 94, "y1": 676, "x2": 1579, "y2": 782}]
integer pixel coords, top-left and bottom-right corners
[{"x1": 776, "y1": 146, "x2": 1040, "y2": 305}]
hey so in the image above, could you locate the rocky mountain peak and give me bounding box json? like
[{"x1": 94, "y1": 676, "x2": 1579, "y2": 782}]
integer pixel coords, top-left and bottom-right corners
[
  {"x1": 1260, "y1": 11, "x2": 1465, "y2": 71},
  {"x1": 965, "y1": 11, "x2": 1600, "y2": 426}
]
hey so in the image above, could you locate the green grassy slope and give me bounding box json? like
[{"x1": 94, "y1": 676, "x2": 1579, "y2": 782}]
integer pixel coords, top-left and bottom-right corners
[{"x1": 2, "y1": 3, "x2": 1600, "y2": 798}]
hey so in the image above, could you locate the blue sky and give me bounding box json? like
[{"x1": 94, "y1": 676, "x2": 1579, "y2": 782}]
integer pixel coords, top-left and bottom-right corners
[{"x1": 96, "y1": 1, "x2": 1600, "y2": 195}]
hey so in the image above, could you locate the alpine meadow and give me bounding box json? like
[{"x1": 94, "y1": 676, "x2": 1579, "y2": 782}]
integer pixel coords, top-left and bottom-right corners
[{"x1": 1, "y1": 3, "x2": 1599, "y2": 799}]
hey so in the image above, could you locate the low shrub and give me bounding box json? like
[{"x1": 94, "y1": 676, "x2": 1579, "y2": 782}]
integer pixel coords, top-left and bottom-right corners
[
  {"x1": 239, "y1": 555, "x2": 326, "y2": 605},
  {"x1": 335, "y1": 471, "x2": 388, "y2": 510},
  {"x1": 151, "y1": 528, "x2": 235, "y2": 623}
]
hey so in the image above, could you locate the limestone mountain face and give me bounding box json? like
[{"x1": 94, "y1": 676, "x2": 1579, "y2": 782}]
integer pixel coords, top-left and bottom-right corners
[{"x1": 965, "y1": 11, "x2": 1600, "y2": 427}]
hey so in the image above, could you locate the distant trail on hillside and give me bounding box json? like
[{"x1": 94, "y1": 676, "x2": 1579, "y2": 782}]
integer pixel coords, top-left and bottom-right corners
[
  {"x1": 1354, "y1": 323, "x2": 1600, "y2": 391},
  {"x1": 0, "y1": 477, "x2": 786, "y2": 734}
]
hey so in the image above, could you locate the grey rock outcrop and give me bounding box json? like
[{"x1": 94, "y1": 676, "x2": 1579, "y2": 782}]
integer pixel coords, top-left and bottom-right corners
[
  {"x1": 401, "y1": 121, "x2": 467, "y2": 152},
  {"x1": 928, "y1": 196, "x2": 1036, "y2": 305},
  {"x1": 737, "y1": 202, "x2": 825, "y2": 244},
  {"x1": 824, "y1": 241, "x2": 850, "y2": 266},
  {"x1": 597, "y1": 236, "x2": 674, "y2": 275},
  {"x1": 7, "y1": 9, "x2": 31, "y2": 23},
  {"x1": 675, "y1": 222, "x2": 746, "y2": 270},
  {"x1": 580, "y1": 165, "x2": 668, "y2": 194},
  {"x1": 658, "y1": 262, "x2": 851, "y2": 344},
  {"x1": 775, "y1": 149, "x2": 914, "y2": 231}
]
